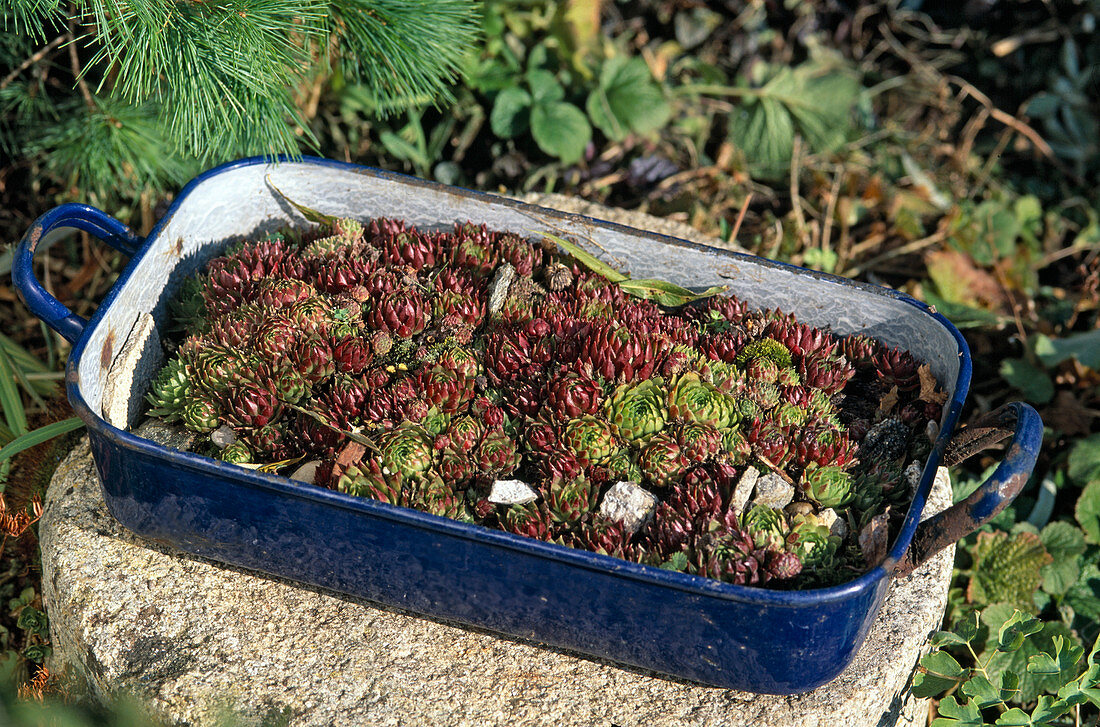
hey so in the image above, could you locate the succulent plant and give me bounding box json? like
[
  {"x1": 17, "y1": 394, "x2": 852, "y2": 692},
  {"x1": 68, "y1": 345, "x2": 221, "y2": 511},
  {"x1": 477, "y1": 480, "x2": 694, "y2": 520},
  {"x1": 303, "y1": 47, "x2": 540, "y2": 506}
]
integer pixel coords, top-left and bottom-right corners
[
  {"x1": 735, "y1": 338, "x2": 793, "y2": 369},
  {"x1": 639, "y1": 432, "x2": 687, "y2": 488},
  {"x1": 378, "y1": 423, "x2": 435, "y2": 477},
  {"x1": 676, "y1": 422, "x2": 723, "y2": 463},
  {"x1": 667, "y1": 373, "x2": 739, "y2": 429},
  {"x1": 224, "y1": 384, "x2": 280, "y2": 428},
  {"x1": 150, "y1": 214, "x2": 944, "y2": 592},
  {"x1": 369, "y1": 288, "x2": 430, "y2": 339},
  {"x1": 181, "y1": 396, "x2": 221, "y2": 432},
  {"x1": 801, "y1": 463, "x2": 853, "y2": 508},
  {"x1": 545, "y1": 475, "x2": 596, "y2": 524},
  {"x1": 146, "y1": 358, "x2": 192, "y2": 422},
  {"x1": 219, "y1": 440, "x2": 252, "y2": 464},
  {"x1": 546, "y1": 370, "x2": 604, "y2": 420},
  {"x1": 477, "y1": 429, "x2": 522, "y2": 477},
  {"x1": 605, "y1": 379, "x2": 669, "y2": 443},
  {"x1": 561, "y1": 415, "x2": 619, "y2": 466}
]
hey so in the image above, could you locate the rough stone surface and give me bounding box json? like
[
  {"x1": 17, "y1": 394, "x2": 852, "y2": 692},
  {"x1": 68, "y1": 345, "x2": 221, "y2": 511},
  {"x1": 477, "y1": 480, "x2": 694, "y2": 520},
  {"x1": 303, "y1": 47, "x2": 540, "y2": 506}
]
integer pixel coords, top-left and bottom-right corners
[
  {"x1": 752, "y1": 472, "x2": 795, "y2": 509},
  {"x1": 598, "y1": 481, "x2": 659, "y2": 535},
  {"x1": 210, "y1": 425, "x2": 237, "y2": 449},
  {"x1": 101, "y1": 312, "x2": 161, "y2": 429},
  {"x1": 820, "y1": 508, "x2": 849, "y2": 540},
  {"x1": 487, "y1": 262, "x2": 516, "y2": 315},
  {"x1": 729, "y1": 465, "x2": 758, "y2": 514},
  {"x1": 43, "y1": 421, "x2": 953, "y2": 727},
  {"x1": 487, "y1": 479, "x2": 538, "y2": 505},
  {"x1": 290, "y1": 460, "x2": 321, "y2": 485}
]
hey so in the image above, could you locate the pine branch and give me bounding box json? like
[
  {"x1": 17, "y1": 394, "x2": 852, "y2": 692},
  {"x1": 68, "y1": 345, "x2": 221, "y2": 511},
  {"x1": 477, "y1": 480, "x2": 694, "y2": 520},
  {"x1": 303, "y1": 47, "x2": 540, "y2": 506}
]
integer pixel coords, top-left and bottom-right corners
[{"x1": 0, "y1": 33, "x2": 66, "y2": 92}]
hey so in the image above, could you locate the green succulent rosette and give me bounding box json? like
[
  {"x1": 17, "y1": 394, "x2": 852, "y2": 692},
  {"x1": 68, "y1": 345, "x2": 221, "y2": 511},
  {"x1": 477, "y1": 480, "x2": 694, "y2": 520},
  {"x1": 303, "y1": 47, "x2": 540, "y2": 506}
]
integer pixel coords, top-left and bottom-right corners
[
  {"x1": 789, "y1": 512, "x2": 840, "y2": 572},
  {"x1": 562, "y1": 415, "x2": 620, "y2": 466},
  {"x1": 740, "y1": 503, "x2": 789, "y2": 549},
  {"x1": 218, "y1": 440, "x2": 252, "y2": 465},
  {"x1": 667, "y1": 373, "x2": 739, "y2": 429},
  {"x1": 773, "y1": 402, "x2": 808, "y2": 428},
  {"x1": 181, "y1": 396, "x2": 221, "y2": 433},
  {"x1": 801, "y1": 463, "x2": 853, "y2": 508},
  {"x1": 721, "y1": 427, "x2": 752, "y2": 464},
  {"x1": 378, "y1": 423, "x2": 435, "y2": 477},
  {"x1": 735, "y1": 338, "x2": 793, "y2": 369},
  {"x1": 604, "y1": 379, "x2": 669, "y2": 443},
  {"x1": 146, "y1": 357, "x2": 192, "y2": 421},
  {"x1": 607, "y1": 449, "x2": 643, "y2": 482},
  {"x1": 410, "y1": 474, "x2": 465, "y2": 519},
  {"x1": 338, "y1": 461, "x2": 403, "y2": 504},
  {"x1": 639, "y1": 432, "x2": 686, "y2": 488}
]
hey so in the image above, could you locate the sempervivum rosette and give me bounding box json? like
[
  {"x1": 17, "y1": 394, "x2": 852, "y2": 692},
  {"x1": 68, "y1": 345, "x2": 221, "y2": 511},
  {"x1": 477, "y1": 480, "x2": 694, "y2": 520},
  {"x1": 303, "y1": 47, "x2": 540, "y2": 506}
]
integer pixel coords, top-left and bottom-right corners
[
  {"x1": 378, "y1": 423, "x2": 435, "y2": 477},
  {"x1": 379, "y1": 229, "x2": 438, "y2": 270},
  {"x1": 667, "y1": 373, "x2": 739, "y2": 430},
  {"x1": 545, "y1": 370, "x2": 603, "y2": 420},
  {"x1": 578, "y1": 322, "x2": 662, "y2": 383},
  {"x1": 605, "y1": 379, "x2": 669, "y2": 443},
  {"x1": 477, "y1": 429, "x2": 522, "y2": 477},
  {"x1": 545, "y1": 475, "x2": 596, "y2": 524},
  {"x1": 224, "y1": 384, "x2": 281, "y2": 429},
  {"x1": 369, "y1": 288, "x2": 429, "y2": 339},
  {"x1": 639, "y1": 432, "x2": 687, "y2": 488},
  {"x1": 561, "y1": 416, "x2": 620, "y2": 467}
]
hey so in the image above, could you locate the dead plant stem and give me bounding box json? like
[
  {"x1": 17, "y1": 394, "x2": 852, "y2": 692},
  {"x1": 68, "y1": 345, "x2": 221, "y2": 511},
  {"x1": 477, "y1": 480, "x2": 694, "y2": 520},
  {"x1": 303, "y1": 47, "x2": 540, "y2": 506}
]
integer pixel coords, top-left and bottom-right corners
[{"x1": 0, "y1": 34, "x2": 68, "y2": 92}]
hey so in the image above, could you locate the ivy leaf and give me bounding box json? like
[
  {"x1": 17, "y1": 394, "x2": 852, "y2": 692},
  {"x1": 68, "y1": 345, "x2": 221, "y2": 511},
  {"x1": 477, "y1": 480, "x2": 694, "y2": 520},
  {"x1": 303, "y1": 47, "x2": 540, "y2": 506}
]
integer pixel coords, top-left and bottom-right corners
[
  {"x1": 1068, "y1": 434, "x2": 1100, "y2": 484},
  {"x1": 1039, "y1": 522, "x2": 1085, "y2": 595},
  {"x1": 530, "y1": 101, "x2": 591, "y2": 163},
  {"x1": 526, "y1": 68, "x2": 565, "y2": 105},
  {"x1": 993, "y1": 707, "x2": 1032, "y2": 726},
  {"x1": 913, "y1": 650, "x2": 971, "y2": 697},
  {"x1": 932, "y1": 611, "x2": 982, "y2": 648},
  {"x1": 995, "y1": 610, "x2": 1044, "y2": 653},
  {"x1": 267, "y1": 181, "x2": 337, "y2": 226},
  {"x1": 1076, "y1": 481, "x2": 1100, "y2": 544},
  {"x1": 968, "y1": 531, "x2": 1052, "y2": 611},
  {"x1": 727, "y1": 56, "x2": 860, "y2": 179},
  {"x1": 1064, "y1": 563, "x2": 1100, "y2": 642},
  {"x1": 490, "y1": 86, "x2": 532, "y2": 139},
  {"x1": 998, "y1": 358, "x2": 1054, "y2": 404},
  {"x1": 930, "y1": 696, "x2": 985, "y2": 727},
  {"x1": 586, "y1": 56, "x2": 670, "y2": 142}
]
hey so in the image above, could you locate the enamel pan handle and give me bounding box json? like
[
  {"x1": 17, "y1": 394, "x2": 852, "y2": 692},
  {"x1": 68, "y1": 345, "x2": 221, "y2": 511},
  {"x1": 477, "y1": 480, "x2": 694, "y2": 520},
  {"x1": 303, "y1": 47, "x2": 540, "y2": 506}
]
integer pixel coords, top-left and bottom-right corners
[
  {"x1": 13, "y1": 203, "x2": 143, "y2": 344},
  {"x1": 894, "y1": 402, "x2": 1043, "y2": 577}
]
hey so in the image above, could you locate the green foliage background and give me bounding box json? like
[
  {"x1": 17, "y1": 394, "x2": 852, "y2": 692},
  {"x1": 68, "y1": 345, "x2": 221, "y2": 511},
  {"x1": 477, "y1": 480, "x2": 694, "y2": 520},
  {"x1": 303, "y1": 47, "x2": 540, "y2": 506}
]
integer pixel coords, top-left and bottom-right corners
[{"x1": 3, "y1": 0, "x2": 1100, "y2": 723}]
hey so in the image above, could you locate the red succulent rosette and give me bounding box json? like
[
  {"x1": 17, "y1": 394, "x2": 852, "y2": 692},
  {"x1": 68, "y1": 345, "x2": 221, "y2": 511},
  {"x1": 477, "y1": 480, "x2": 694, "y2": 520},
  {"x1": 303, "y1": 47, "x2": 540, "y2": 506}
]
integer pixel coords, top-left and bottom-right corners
[
  {"x1": 545, "y1": 370, "x2": 603, "y2": 420},
  {"x1": 368, "y1": 287, "x2": 429, "y2": 339}
]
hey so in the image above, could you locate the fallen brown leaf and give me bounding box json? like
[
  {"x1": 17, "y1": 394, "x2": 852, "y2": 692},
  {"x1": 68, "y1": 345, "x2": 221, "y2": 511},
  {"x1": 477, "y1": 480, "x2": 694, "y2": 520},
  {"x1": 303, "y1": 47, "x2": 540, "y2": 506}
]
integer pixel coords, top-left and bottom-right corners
[
  {"x1": 859, "y1": 509, "x2": 891, "y2": 568},
  {"x1": 877, "y1": 385, "x2": 900, "y2": 417},
  {"x1": 918, "y1": 364, "x2": 948, "y2": 405}
]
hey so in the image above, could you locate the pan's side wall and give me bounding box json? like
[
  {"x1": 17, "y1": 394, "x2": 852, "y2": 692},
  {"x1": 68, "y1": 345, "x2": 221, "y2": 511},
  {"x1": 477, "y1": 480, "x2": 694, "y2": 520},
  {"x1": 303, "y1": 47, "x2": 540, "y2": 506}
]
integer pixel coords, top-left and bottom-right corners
[
  {"x1": 78, "y1": 160, "x2": 960, "y2": 416},
  {"x1": 88, "y1": 427, "x2": 885, "y2": 694}
]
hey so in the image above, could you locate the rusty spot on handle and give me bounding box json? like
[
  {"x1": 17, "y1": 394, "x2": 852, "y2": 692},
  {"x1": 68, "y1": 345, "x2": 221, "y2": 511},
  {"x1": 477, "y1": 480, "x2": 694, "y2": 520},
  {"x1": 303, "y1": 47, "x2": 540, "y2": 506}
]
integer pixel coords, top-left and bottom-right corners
[{"x1": 894, "y1": 404, "x2": 1026, "y2": 578}]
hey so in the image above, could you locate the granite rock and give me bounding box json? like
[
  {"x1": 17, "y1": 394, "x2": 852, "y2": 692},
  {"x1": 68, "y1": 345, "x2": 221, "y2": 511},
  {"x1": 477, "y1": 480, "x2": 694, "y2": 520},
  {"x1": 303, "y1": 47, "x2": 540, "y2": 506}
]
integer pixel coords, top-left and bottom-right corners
[
  {"x1": 43, "y1": 422, "x2": 953, "y2": 727},
  {"x1": 488, "y1": 479, "x2": 538, "y2": 505},
  {"x1": 598, "y1": 481, "x2": 658, "y2": 535},
  {"x1": 752, "y1": 472, "x2": 795, "y2": 509}
]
